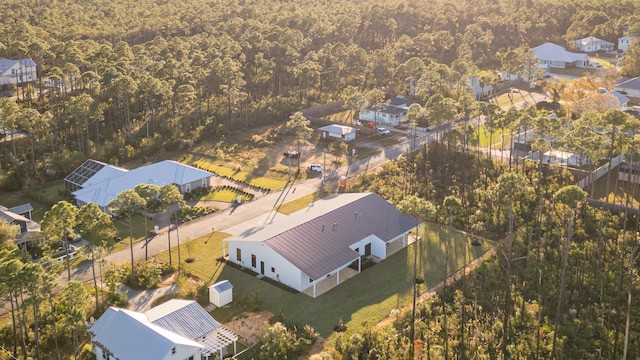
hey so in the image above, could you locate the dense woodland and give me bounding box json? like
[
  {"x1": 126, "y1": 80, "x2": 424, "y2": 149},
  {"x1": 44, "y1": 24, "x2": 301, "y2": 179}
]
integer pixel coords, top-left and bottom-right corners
[
  {"x1": 1, "y1": 0, "x2": 640, "y2": 190},
  {"x1": 1, "y1": 0, "x2": 640, "y2": 359}
]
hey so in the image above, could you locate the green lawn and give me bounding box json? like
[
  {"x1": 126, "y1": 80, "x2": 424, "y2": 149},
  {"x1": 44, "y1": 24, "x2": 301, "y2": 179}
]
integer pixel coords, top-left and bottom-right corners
[
  {"x1": 323, "y1": 110, "x2": 356, "y2": 124},
  {"x1": 192, "y1": 158, "x2": 288, "y2": 190},
  {"x1": 276, "y1": 190, "x2": 330, "y2": 215},
  {"x1": 550, "y1": 67, "x2": 596, "y2": 77},
  {"x1": 111, "y1": 213, "x2": 151, "y2": 251},
  {"x1": 154, "y1": 222, "x2": 493, "y2": 339}
]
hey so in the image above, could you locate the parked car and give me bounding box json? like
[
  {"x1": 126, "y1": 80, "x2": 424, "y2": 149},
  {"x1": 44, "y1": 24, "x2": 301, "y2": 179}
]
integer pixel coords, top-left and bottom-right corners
[
  {"x1": 307, "y1": 163, "x2": 323, "y2": 172},
  {"x1": 394, "y1": 124, "x2": 408, "y2": 130},
  {"x1": 377, "y1": 127, "x2": 391, "y2": 135},
  {"x1": 283, "y1": 150, "x2": 300, "y2": 158}
]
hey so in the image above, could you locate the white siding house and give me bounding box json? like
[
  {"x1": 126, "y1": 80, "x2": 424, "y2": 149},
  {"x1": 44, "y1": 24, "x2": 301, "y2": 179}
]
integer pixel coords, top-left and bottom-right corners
[
  {"x1": 618, "y1": 35, "x2": 635, "y2": 52},
  {"x1": 574, "y1": 37, "x2": 614, "y2": 52},
  {"x1": 224, "y1": 193, "x2": 419, "y2": 298},
  {"x1": 532, "y1": 43, "x2": 590, "y2": 69},
  {"x1": 0, "y1": 58, "x2": 37, "y2": 86},
  {"x1": 359, "y1": 96, "x2": 415, "y2": 126},
  {"x1": 91, "y1": 300, "x2": 238, "y2": 360},
  {"x1": 65, "y1": 159, "x2": 213, "y2": 211}
]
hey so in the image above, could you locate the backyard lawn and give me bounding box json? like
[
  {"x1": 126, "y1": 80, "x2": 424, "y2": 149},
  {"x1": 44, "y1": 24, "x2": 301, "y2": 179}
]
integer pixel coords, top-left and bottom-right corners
[{"x1": 154, "y1": 222, "x2": 494, "y2": 339}]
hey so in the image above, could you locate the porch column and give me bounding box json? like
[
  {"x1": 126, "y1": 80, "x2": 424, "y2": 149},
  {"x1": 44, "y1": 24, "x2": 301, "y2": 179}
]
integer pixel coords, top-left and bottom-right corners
[
  {"x1": 358, "y1": 257, "x2": 361, "y2": 272},
  {"x1": 313, "y1": 282, "x2": 317, "y2": 298},
  {"x1": 336, "y1": 270, "x2": 340, "y2": 284}
]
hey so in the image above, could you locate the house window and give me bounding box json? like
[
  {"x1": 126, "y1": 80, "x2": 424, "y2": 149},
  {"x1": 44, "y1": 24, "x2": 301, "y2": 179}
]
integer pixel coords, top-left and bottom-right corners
[
  {"x1": 202, "y1": 178, "x2": 207, "y2": 188},
  {"x1": 185, "y1": 183, "x2": 191, "y2": 193},
  {"x1": 236, "y1": 248, "x2": 241, "y2": 262},
  {"x1": 271, "y1": 267, "x2": 275, "y2": 273},
  {"x1": 251, "y1": 254, "x2": 256, "y2": 268},
  {"x1": 172, "y1": 347, "x2": 176, "y2": 354}
]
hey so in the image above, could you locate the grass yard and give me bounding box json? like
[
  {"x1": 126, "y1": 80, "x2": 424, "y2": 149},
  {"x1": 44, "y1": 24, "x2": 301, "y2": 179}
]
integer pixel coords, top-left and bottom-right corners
[
  {"x1": 111, "y1": 213, "x2": 152, "y2": 251},
  {"x1": 590, "y1": 167, "x2": 640, "y2": 207},
  {"x1": 197, "y1": 188, "x2": 253, "y2": 203},
  {"x1": 154, "y1": 222, "x2": 493, "y2": 339},
  {"x1": 323, "y1": 110, "x2": 356, "y2": 124},
  {"x1": 550, "y1": 67, "x2": 596, "y2": 77},
  {"x1": 276, "y1": 190, "x2": 330, "y2": 215},
  {"x1": 191, "y1": 157, "x2": 289, "y2": 191}
]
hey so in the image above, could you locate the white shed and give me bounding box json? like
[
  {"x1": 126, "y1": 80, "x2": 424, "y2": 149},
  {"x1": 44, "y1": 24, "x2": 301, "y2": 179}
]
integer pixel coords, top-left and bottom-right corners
[{"x1": 209, "y1": 280, "x2": 233, "y2": 307}]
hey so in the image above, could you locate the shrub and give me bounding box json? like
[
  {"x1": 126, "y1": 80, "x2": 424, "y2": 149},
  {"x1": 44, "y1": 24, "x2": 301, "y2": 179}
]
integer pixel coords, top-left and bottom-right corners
[{"x1": 127, "y1": 260, "x2": 162, "y2": 289}]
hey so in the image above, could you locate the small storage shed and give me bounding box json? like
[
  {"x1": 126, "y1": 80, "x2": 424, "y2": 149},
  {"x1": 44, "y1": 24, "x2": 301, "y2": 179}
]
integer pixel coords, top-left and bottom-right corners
[{"x1": 209, "y1": 280, "x2": 233, "y2": 307}]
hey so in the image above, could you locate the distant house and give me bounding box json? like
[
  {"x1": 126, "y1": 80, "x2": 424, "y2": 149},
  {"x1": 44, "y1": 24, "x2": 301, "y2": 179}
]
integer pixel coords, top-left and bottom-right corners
[
  {"x1": 90, "y1": 300, "x2": 237, "y2": 360},
  {"x1": 0, "y1": 58, "x2": 37, "y2": 86},
  {"x1": 223, "y1": 193, "x2": 419, "y2": 298},
  {"x1": 65, "y1": 159, "x2": 213, "y2": 211},
  {"x1": 615, "y1": 77, "x2": 640, "y2": 97},
  {"x1": 611, "y1": 90, "x2": 629, "y2": 109},
  {"x1": 526, "y1": 150, "x2": 590, "y2": 168},
  {"x1": 318, "y1": 124, "x2": 356, "y2": 142},
  {"x1": 0, "y1": 203, "x2": 40, "y2": 248},
  {"x1": 574, "y1": 37, "x2": 614, "y2": 52},
  {"x1": 359, "y1": 95, "x2": 415, "y2": 126},
  {"x1": 469, "y1": 76, "x2": 493, "y2": 99},
  {"x1": 532, "y1": 43, "x2": 590, "y2": 71},
  {"x1": 618, "y1": 35, "x2": 635, "y2": 52}
]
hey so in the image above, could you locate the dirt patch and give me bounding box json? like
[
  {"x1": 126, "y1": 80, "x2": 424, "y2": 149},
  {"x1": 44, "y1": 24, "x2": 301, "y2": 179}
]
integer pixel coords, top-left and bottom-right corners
[
  {"x1": 224, "y1": 310, "x2": 273, "y2": 346},
  {"x1": 299, "y1": 337, "x2": 326, "y2": 359}
]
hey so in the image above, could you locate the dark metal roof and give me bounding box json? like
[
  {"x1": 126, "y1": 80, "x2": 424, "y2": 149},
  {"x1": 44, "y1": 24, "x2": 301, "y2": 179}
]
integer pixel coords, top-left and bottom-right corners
[{"x1": 264, "y1": 193, "x2": 419, "y2": 280}]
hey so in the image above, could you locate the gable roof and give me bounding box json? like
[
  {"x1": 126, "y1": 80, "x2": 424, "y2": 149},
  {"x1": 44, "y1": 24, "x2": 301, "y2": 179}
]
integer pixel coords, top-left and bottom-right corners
[
  {"x1": 318, "y1": 124, "x2": 355, "y2": 135},
  {"x1": 532, "y1": 42, "x2": 590, "y2": 63},
  {"x1": 0, "y1": 206, "x2": 29, "y2": 224},
  {"x1": 90, "y1": 307, "x2": 204, "y2": 360},
  {"x1": 146, "y1": 300, "x2": 220, "y2": 340},
  {"x1": 0, "y1": 58, "x2": 37, "y2": 76},
  {"x1": 366, "y1": 96, "x2": 415, "y2": 116},
  {"x1": 233, "y1": 193, "x2": 418, "y2": 280},
  {"x1": 616, "y1": 77, "x2": 640, "y2": 91},
  {"x1": 7, "y1": 203, "x2": 33, "y2": 217},
  {"x1": 576, "y1": 36, "x2": 613, "y2": 46},
  {"x1": 212, "y1": 280, "x2": 233, "y2": 293},
  {"x1": 69, "y1": 160, "x2": 213, "y2": 208}
]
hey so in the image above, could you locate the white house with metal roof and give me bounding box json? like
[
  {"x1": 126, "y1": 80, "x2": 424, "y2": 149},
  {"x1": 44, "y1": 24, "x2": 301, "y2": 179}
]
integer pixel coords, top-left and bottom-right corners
[
  {"x1": 573, "y1": 37, "x2": 614, "y2": 53},
  {"x1": 358, "y1": 95, "x2": 415, "y2": 126},
  {"x1": 90, "y1": 300, "x2": 237, "y2": 360},
  {"x1": 0, "y1": 58, "x2": 37, "y2": 86},
  {"x1": 65, "y1": 159, "x2": 213, "y2": 210},
  {"x1": 532, "y1": 43, "x2": 590, "y2": 71},
  {"x1": 223, "y1": 193, "x2": 419, "y2": 298}
]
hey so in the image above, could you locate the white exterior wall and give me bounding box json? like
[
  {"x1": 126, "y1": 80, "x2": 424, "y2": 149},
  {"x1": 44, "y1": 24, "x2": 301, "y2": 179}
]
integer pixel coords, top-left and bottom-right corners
[
  {"x1": 227, "y1": 241, "x2": 306, "y2": 291},
  {"x1": 344, "y1": 131, "x2": 356, "y2": 142},
  {"x1": 160, "y1": 345, "x2": 202, "y2": 360},
  {"x1": 92, "y1": 343, "x2": 201, "y2": 360},
  {"x1": 0, "y1": 65, "x2": 37, "y2": 86},
  {"x1": 358, "y1": 110, "x2": 375, "y2": 122}
]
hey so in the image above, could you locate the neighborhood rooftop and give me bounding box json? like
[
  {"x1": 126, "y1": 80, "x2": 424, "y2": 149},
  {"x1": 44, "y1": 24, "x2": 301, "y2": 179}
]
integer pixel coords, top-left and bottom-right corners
[{"x1": 66, "y1": 159, "x2": 213, "y2": 209}]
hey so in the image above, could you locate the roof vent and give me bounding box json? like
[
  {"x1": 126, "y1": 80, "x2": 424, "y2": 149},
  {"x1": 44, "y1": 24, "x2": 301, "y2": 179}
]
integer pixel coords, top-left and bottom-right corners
[
  {"x1": 322, "y1": 224, "x2": 325, "y2": 232},
  {"x1": 333, "y1": 222, "x2": 338, "y2": 231}
]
